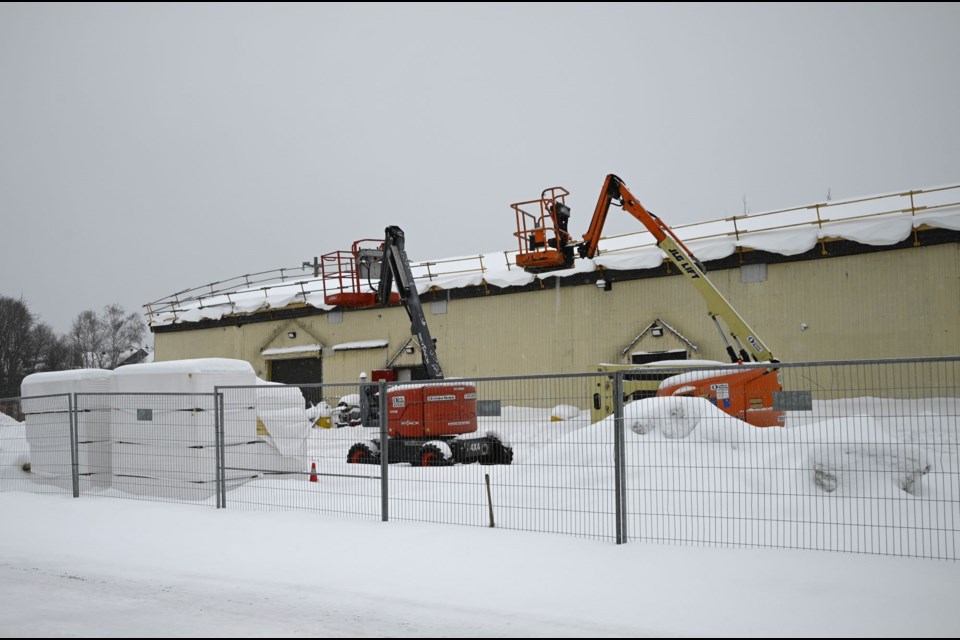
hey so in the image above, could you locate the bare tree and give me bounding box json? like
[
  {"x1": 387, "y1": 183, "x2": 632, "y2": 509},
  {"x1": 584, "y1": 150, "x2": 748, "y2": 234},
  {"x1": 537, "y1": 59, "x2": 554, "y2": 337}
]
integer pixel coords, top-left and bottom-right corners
[
  {"x1": 71, "y1": 309, "x2": 107, "y2": 369},
  {"x1": 0, "y1": 300, "x2": 148, "y2": 396},
  {"x1": 70, "y1": 305, "x2": 147, "y2": 370},
  {"x1": 102, "y1": 304, "x2": 146, "y2": 369},
  {"x1": 0, "y1": 296, "x2": 36, "y2": 397},
  {"x1": 25, "y1": 322, "x2": 54, "y2": 373},
  {"x1": 30, "y1": 323, "x2": 74, "y2": 372}
]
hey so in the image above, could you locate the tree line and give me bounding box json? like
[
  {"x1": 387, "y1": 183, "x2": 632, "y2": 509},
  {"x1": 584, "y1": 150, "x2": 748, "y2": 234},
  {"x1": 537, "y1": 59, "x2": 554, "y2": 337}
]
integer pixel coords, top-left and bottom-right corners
[{"x1": 0, "y1": 296, "x2": 147, "y2": 398}]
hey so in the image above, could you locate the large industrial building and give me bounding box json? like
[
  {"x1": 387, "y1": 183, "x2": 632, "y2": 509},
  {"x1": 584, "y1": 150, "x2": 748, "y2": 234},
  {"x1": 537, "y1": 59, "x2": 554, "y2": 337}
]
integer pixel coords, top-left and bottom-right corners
[{"x1": 147, "y1": 184, "x2": 960, "y2": 386}]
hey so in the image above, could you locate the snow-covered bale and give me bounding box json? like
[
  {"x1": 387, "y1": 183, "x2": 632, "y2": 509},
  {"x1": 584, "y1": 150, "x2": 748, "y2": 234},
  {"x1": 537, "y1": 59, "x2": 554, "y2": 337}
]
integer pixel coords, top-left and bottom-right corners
[
  {"x1": 805, "y1": 416, "x2": 935, "y2": 495},
  {"x1": 110, "y1": 358, "x2": 257, "y2": 446},
  {"x1": 20, "y1": 369, "x2": 113, "y2": 486},
  {"x1": 20, "y1": 368, "x2": 112, "y2": 402},
  {"x1": 255, "y1": 379, "x2": 312, "y2": 460},
  {"x1": 110, "y1": 358, "x2": 256, "y2": 400},
  {"x1": 20, "y1": 368, "x2": 112, "y2": 442},
  {"x1": 108, "y1": 359, "x2": 260, "y2": 498},
  {"x1": 623, "y1": 396, "x2": 742, "y2": 439},
  {"x1": 0, "y1": 418, "x2": 30, "y2": 484}
]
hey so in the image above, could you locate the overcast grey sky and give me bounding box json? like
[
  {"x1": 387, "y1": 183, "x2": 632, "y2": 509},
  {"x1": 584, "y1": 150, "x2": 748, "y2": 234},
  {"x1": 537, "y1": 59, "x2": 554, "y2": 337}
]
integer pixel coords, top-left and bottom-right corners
[{"x1": 1, "y1": 3, "x2": 958, "y2": 336}]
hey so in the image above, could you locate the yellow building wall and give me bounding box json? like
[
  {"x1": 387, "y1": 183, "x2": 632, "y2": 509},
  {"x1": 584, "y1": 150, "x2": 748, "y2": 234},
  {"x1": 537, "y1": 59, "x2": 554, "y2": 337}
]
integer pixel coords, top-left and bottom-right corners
[{"x1": 154, "y1": 243, "x2": 959, "y2": 384}]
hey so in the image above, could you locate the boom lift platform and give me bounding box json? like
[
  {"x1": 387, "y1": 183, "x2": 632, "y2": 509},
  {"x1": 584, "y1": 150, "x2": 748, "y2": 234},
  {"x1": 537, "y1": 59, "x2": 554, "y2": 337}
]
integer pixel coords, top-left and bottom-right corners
[{"x1": 321, "y1": 239, "x2": 401, "y2": 308}]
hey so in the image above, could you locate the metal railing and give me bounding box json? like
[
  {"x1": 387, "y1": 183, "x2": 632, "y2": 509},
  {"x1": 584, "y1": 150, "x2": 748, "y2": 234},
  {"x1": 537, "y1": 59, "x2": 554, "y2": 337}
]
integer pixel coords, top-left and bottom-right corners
[{"x1": 2, "y1": 357, "x2": 958, "y2": 558}]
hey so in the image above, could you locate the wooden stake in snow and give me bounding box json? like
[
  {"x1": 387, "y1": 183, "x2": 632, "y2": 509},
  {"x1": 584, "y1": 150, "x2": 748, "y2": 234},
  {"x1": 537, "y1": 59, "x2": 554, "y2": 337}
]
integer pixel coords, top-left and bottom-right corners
[{"x1": 485, "y1": 473, "x2": 495, "y2": 528}]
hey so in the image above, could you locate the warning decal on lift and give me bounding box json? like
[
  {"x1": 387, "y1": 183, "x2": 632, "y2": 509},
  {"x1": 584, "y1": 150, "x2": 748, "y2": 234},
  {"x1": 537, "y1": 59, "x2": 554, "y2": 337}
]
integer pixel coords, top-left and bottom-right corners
[{"x1": 710, "y1": 383, "x2": 730, "y2": 400}]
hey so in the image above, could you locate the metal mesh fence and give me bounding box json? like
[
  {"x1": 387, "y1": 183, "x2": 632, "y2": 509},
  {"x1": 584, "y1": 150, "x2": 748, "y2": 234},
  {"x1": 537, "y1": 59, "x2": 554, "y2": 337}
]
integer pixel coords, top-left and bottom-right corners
[
  {"x1": 622, "y1": 359, "x2": 960, "y2": 558},
  {"x1": 1, "y1": 394, "x2": 74, "y2": 495},
  {"x1": 1, "y1": 358, "x2": 957, "y2": 558},
  {"x1": 216, "y1": 382, "x2": 383, "y2": 520},
  {"x1": 78, "y1": 392, "x2": 225, "y2": 505},
  {"x1": 389, "y1": 374, "x2": 618, "y2": 541},
  {"x1": 214, "y1": 375, "x2": 619, "y2": 540}
]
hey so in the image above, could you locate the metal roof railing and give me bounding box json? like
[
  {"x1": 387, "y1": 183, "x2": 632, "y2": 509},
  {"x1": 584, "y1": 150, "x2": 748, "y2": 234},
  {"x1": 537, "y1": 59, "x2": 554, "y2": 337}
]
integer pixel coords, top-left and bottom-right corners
[{"x1": 145, "y1": 183, "x2": 960, "y2": 325}]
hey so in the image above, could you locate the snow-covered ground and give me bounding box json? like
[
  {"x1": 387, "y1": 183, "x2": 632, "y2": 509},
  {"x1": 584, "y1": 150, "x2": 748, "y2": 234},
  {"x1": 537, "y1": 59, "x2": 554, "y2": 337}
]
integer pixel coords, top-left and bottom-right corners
[
  {"x1": 0, "y1": 490, "x2": 958, "y2": 637},
  {"x1": 2, "y1": 394, "x2": 959, "y2": 636}
]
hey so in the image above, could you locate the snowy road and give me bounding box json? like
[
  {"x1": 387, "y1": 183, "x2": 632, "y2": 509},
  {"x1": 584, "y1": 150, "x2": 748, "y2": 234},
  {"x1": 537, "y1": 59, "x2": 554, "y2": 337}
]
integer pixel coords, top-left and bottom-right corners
[
  {"x1": 1, "y1": 493, "x2": 958, "y2": 638},
  {"x1": 0, "y1": 561, "x2": 649, "y2": 638}
]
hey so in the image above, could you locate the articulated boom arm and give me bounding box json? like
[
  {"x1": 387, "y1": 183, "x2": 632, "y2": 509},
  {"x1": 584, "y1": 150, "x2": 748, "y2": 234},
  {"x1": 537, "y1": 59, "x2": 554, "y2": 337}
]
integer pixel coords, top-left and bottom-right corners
[
  {"x1": 584, "y1": 175, "x2": 776, "y2": 363},
  {"x1": 377, "y1": 226, "x2": 445, "y2": 379},
  {"x1": 579, "y1": 174, "x2": 675, "y2": 258}
]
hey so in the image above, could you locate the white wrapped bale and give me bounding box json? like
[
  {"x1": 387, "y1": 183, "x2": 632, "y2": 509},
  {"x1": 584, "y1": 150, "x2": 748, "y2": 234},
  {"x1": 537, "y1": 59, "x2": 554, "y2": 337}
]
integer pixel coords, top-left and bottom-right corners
[
  {"x1": 110, "y1": 359, "x2": 258, "y2": 446},
  {"x1": 20, "y1": 369, "x2": 113, "y2": 486}
]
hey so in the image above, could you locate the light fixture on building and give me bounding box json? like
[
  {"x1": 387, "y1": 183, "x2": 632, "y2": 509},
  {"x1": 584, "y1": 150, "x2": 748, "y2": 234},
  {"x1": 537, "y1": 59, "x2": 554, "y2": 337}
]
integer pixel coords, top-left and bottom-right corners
[
  {"x1": 287, "y1": 331, "x2": 297, "y2": 339},
  {"x1": 651, "y1": 326, "x2": 664, "y2": 337},
  {"x1": 596, "y1": 277, "x2": 612, "y2": 291},
  {"x1": 404, "y1": 345, "x2": 415, "y2": 354}
]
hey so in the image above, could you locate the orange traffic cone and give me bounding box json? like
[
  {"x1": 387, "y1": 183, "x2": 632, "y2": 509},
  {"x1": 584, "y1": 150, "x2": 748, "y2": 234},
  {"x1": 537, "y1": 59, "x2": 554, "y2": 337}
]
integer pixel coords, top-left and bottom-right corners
[{"x1": 309, "y1": 462, "x2": 319, "y2": 483}]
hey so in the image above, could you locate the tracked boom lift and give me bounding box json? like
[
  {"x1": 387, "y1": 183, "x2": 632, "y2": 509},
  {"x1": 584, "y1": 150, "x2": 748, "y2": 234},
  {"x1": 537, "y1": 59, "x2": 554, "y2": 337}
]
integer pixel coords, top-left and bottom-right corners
[
  {"x1": 512, "y1": 175, "x2": 783, "y2": 427},
  {"x1": 344, "y1": 226, "x2": 514, "y2": 465}
]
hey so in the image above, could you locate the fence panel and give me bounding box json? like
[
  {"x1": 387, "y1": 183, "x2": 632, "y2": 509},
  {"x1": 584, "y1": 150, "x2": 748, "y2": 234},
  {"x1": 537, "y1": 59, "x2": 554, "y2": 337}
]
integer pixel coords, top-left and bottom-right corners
[
  {"x1": 1, "y1": 394, "x2": 74, "y2": 495},
  {"x1": 75, "y1": 392, "x2": 223, "y2": 504},
  {"x1": 380, "y1": 373, "x2": 617, "y2": 541},
  {"x1": 622, "y1": 358, "x2": 960, "y2": 559},
  {"x1": 2, "y1": 357, "x2": 957, "y2": 558},
  {"x1": 216, "y1": 382, "x2": 383, "y2": 521}
]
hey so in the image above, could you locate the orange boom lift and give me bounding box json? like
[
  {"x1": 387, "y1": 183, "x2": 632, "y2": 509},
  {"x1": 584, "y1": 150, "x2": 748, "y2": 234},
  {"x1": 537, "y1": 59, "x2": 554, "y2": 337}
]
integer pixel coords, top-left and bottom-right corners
[{"x1": 512, "y1": 174, "x2": 783, "y2": 427}]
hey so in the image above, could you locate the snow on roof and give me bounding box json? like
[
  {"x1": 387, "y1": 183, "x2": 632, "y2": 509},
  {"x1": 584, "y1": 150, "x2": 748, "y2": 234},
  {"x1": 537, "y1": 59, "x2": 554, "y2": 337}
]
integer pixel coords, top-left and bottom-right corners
[
  {"x1": 112, "y1": 357, "x2": 255, "y2": 376},
  {"x1": 146, "y1": 185, "x2": 960, "y2": 327},
  {"x1": 261, "y1": 344, "x2": 324, "y2": 357},
  {"x1": 331, "y1": 340, "x2": 389, "y2": 351},
  {"x1": 21, "y1": 369, "x2": 113, "y2": 385}
]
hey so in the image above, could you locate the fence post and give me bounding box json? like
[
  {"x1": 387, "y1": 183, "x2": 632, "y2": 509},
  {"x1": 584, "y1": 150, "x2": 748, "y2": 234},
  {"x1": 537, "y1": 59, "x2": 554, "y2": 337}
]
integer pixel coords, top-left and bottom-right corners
[
  {"x1": 613, "y1": 373, "x2": 626, "y2": 544},
  {"x1": 215, "y1": 389, "x2": 225, "y2": 509},
  {"x1": 379, "y1": 379, "x2": 389, "y2": 522},
  {"x1": 70, "y1": 393, "x2": 80, "y2": 498}
]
